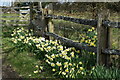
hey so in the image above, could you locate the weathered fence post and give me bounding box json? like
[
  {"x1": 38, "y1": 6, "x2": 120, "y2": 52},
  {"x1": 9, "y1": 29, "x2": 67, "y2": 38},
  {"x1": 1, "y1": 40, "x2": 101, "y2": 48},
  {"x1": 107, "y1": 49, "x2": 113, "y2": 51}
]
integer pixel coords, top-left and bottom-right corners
[
  {"x1": 37, "y1": 2, "x2": 49, "y2": 39},
  {"x1": 47, "y1": 3, "x2": 54, "y2": 40},
  {"x1": 97, "y1": 9, "x2": 111, "y2": 66},
  {"x1": 31, "y1": 2, "x2": 48, "y2": 38},
  {"x1": 29, "y1": 2, "x2": 34, "y2": 31},
  {"x1": 104, "y1": 10, "x2": 111, "y2": 67}
]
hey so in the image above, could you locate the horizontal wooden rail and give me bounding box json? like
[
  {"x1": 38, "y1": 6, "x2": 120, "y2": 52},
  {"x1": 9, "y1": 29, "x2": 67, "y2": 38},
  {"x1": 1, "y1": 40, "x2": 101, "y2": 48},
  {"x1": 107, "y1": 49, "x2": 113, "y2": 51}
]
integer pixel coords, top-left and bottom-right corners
[
  {"x1": 2, "y1": 24, "x2": 28, "y2": 26},
  {"x1": 0, "y1": 7, "x2": 29, "y2": 9},
  {"x1": 2, "y1": 20, "x2": 29, "y2": 22},
  {"x1": 45, "y1": 14, "x2": 120, "y2": 28},
  {"x1": 45, "y1": 14, "x2": 97, "y2": 27},
  {"x1": 103, "y1": 20, "x2": 120, "y2": 28},
  {"x1": 103, "y1": 49, "x2": 120, "y2": 55},
  {"x1": 45, "y1": 32, "x2": 120, "y2": 55},
  {"x1": 2, "y1": 16, "x2": 19, "y2": 18}
]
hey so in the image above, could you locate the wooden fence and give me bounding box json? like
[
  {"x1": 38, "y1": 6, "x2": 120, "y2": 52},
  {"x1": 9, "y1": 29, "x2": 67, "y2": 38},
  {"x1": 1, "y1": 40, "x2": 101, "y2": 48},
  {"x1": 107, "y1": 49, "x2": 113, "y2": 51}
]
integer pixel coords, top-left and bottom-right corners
[
  {"x1": 1, "y1": 7, "x2": 29, "y2": 27},
  {"x1": 29, "y1": 3, "x2": 120, "y2": 66}
]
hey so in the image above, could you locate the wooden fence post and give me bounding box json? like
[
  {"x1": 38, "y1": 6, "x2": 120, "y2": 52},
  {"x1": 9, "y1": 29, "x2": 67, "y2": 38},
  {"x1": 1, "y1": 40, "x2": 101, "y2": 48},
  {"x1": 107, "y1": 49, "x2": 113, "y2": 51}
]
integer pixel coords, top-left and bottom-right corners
[
  {"x1": 47, "y1": 3, "x2": 54, "y2": 40},
  {"x1": 104, "y1": 10, "x2": 111, "y2": 67},
  {"x1": 32, "y1": 2, "x2": 48, "y2": 38},
  {"x1": 29, "y1": 2, "x2": 34, "y2": 31},
  {"x1": 38, "y1": 2, "x2": 49, "y2": 39},
  {"x1": 97, "y1": 10, "x2": 111, "y2": 66}
]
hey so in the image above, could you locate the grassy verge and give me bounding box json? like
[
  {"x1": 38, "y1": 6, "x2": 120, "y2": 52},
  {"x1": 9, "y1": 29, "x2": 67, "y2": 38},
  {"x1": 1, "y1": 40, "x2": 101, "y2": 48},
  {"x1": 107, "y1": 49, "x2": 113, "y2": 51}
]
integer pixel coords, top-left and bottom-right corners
[{"x1": 2, "y1": 37, "x2": 55, "y2": 78}]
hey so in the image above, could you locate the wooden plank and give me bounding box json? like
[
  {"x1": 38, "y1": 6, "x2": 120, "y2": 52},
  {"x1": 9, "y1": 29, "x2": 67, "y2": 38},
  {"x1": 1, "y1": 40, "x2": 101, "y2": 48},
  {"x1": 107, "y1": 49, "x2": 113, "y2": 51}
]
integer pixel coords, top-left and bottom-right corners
[
  {"x1": 2, "y1": 16, "x2": 19, "y2": 18},
  {"x1": 2, "y1": 20, "x2": 29, "y2": 22},
  {"x1": 103, "y1": 21, "x2": 120, "y2": 28},
  {"x1": 47, "y1": 3, "x2": 54, "y2": 40},
  {"x1": 97, "y1": 10, "x2": 111, "y2": 66},
  {"x1": 103, "y1": 49, "x2": 120, "y2": 55},
  {"x1": 46, "y1": 14, "x2": 97, "y2": 27},
  {"x1": 97, "y1": 12, "x2": 105, "y2": 65},
  {"x1": 104, "y1": 10, "x2": 111, "y2": 66},
  {"x1": 29, "y1": 2, "x2": 34, "y2": 31},
  {"x1": 3, "y1": 24, "x2": 28, "y2": 26},
  {"x1": 46, "y1": 14, "x2": 120, "y2": 28}
]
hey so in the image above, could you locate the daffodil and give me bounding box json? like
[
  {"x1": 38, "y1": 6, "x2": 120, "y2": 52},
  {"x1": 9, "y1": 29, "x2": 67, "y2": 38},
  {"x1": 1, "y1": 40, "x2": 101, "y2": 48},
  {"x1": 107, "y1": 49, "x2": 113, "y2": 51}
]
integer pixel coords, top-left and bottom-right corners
[
  {"x1": 64, "y1": 64, "x2": 68, "y2": 68},
  {"x1": 80, "y1": 67, "x2": 84, "y2": 70},
  {"x1": 52, "y1": 68, "x2": 56, "y2": 71},
  {"x1": 88, "y1": 29, "x2": 92, "y2": 32},
  {"x1": 65, "y1": 68, "x2": 69, "y2": 73},
  {"x1": 28, "y1": 74, "x2": 31, "y2": 76},
  {"x1": 59, "y1": 53, "x2": 62, "y2": 57},
  {"x1": 18, "y1": 39, "x2": 21, "y2": 41},
  {"x1": 47, "y1": 46, "x2": 51, "y2": 50},
  {"x1": 61, "y1": 51, "x2": 67, "y2": 55},
  {"x1": 64, "y1": 62, "x2": 68, "y2": 65},
  {"x1": 35, "y1": 65, "x2": 38, "y2": 68},
  {"x1": 60, "y1": 67, "x2": 62, "y2": 70},
  {"x1": 49, "y1": 57, "x2": 53, "y2": 61},
  {"x1": 11, "y1": 34, "x2": 14, "y2": 36},
  {"x1": 62, "y1": 72, "x2": 66, "y2": 75},
  {"x1": 64, "y1": 56, "x2": 71, "y2": 60},
  {"x1": 33, "y1": 70, "x2": 38, "y2": 74},
  {"x1": 69, "y1": 63, "x2": 72, "y2": 66},
  {"x1": 45, "y1": 54, "x2": 49, "y2": 58},
  {"x1": 92, "y1": 27, "x2": 95, "y2": 30},
  {"x1": 55, "y1": 54, "x2": 59, "y2": 57},
  {"x1": 45, "y1": 59, "x2": 50, "y2": 64},
  {"x1": 39, "y1": 47, "x2": 43, "y2": 51},
  {"x1": 39, "y1": 37, "x2": 45, "y2": 41},
  {"x1": 13, "y1": 39, "x2": 17, "y2": 43},
  {"x1": 51, "y1": 54, "x2": 55, "y2": 58},
  {"x1": 85, "y1": 40, "x2": 88, "y2": 43},
  {"x1": 90, "y1": 42, "x2": 95, "y2": 46},
  {"x1": 65, "y1": 48, "x2": 71, "y2": 51},
  {"x1": 51, "y1": 63, "x2": 55, "y2": 67},
  {"x1": 70, "y1": 52, "x2": 74, "y2": 57},
  {"x1": 79, "y1": 62, "x2": 82, "y2": 64},
  {"x1": 36, "y1": 44, "x2": 40, "y2": 48},
  {"x1": 56, "y1": 62, "x2": 62, "y2": 66},
  {"x1": 20, "y1": 36, "x2": 25, "y2": 39},
  {"x1": 94, "y1": 36, "x2": 97, "y2": 38},
  {"x1": 40, "y1": 66, "x2": 43, "y2": 70},
  {"x1": 76, "y1": 50, "x2": 80, "y2": 53},
  {"x1": 58, "y1": 45, "x2": 63, "y2": 51},
  {"x1": 92, "y1": 52, "x2": 95, "y2": 55}
]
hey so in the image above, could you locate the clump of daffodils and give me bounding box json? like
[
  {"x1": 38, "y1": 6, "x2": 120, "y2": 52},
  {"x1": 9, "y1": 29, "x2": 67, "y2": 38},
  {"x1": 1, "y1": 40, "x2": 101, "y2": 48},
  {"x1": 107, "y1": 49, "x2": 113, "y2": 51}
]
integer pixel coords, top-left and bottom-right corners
[
  {"x1": 11, "y1": 27, "x2": 95, "y2": 78},
  {"x1": 79, "y1": 27, "x2": 97, "y2": 47},
  {"x1": 45, "y1": 47, "x2": 86, "y2": 78}
]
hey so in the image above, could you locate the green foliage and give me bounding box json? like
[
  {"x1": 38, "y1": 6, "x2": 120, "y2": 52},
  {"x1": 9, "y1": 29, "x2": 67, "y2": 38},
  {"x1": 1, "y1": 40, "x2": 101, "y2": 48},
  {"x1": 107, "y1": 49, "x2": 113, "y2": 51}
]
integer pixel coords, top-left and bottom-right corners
[
  {"x1": 2, "y1": 26, "x2": 14, "y2": 37},
  {"x1": 90, "y1": 66, "x2": 120, "y2": 79}
]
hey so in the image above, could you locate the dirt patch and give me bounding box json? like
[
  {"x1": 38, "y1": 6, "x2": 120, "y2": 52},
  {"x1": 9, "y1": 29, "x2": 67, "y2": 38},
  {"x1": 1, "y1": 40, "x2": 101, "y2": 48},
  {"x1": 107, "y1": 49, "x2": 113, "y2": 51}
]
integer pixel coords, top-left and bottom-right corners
[{"x1": 2, "y1": 64, "x2": 21, "y2": 79}]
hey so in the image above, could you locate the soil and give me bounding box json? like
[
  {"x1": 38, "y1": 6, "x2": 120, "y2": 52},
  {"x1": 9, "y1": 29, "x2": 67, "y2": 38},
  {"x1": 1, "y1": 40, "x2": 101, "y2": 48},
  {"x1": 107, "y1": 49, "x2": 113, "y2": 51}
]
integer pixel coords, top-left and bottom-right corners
[
  {"x1": 2, "y1": 65, "x2": 20, "y2": 78},
  {"x1": 2, "y1": 58, "x2": 21, "y2": 79}
]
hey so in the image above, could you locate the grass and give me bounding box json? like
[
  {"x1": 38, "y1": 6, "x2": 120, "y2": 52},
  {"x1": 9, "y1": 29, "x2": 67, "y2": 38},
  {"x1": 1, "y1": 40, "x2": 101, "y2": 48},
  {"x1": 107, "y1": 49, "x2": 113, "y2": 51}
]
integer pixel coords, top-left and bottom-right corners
[
  {"x1": 54, "y1": 11, "x2": 120, "y2": 21},
  {"x1": 2, "y1": 37, "x2": 55, "y2": 78}
]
